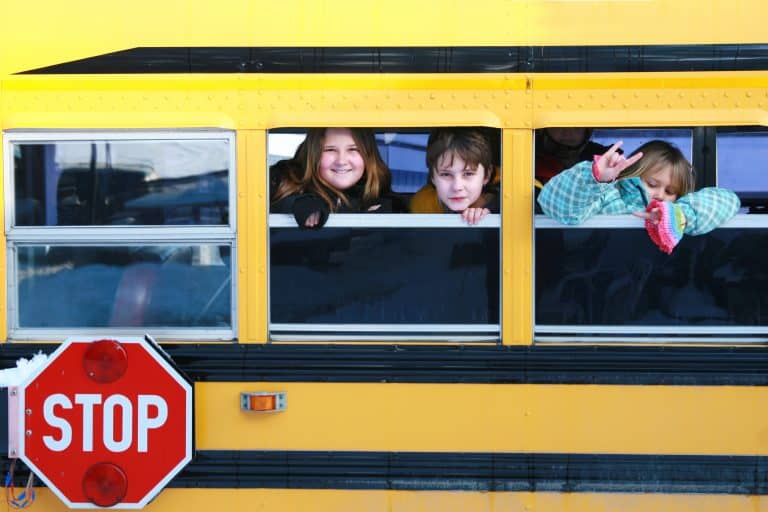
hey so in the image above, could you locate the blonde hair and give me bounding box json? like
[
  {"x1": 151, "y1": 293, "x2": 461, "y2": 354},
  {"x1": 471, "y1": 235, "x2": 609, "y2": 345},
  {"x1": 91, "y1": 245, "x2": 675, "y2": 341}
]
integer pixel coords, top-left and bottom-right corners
[
  {"x1": 619, "y1": 140, "x2": 695, "y2": 196},
  {"x1": 272, "y1": 128, "x2": 391, "y2": 211}
]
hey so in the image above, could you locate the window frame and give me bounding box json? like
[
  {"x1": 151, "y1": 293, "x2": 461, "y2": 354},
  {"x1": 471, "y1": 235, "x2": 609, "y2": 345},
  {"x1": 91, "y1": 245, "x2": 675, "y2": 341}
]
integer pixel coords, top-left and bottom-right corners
[
  {"x1": 532, "y1": 126, "x2": 768, "y2": 344},
  {"x1": 266, "y1": 125, "x2": 504, "y2": 343},
  {"x1": 3, "y1": 129, "x2": 238, "y2": 341}
]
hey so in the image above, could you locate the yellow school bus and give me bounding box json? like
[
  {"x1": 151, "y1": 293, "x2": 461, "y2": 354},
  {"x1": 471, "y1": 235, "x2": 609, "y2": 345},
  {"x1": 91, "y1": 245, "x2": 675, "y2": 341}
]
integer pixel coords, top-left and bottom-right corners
[{"x1": 2, "y1": 1, "x2": 768, "y2": 510}]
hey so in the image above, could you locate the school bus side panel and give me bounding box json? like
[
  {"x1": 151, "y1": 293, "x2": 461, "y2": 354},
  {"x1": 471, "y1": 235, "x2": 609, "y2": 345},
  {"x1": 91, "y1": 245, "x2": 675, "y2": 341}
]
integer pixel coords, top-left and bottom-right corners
[{"x1": 196, "y1": 382, "x2": 768, "y2": 455}]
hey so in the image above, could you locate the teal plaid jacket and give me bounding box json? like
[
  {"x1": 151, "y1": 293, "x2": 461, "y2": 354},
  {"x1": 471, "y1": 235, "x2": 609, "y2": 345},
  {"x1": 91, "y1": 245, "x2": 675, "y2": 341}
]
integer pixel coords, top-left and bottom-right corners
[{"x1": 537, "y1": 161, "x2": 741, "y2": 236}]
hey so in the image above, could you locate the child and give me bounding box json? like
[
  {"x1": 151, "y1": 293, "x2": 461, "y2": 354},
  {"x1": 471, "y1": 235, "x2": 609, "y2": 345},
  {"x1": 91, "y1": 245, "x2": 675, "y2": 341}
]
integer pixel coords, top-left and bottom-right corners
[
  {"x1": 410, "y1": 128, "x2": 499, "y2": 225},
  {"x1": 271, "y1": 128, "x2": 400, "y2": 228},
  {"x1": 538, "y1": 139, "x2": 740, "y2": 253}
]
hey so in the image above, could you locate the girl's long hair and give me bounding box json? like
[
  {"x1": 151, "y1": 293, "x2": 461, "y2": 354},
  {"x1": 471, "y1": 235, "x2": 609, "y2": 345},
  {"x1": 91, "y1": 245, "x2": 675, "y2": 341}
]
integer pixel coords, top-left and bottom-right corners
[
  {"x1": 272, "y1": 128, "x2": 391, "y2": 211},
  {"x1": 618, "y1": 139, "x2": 695, "y2": 196},
  {"x1": 270, "y1": 139, "x2": 307, "y2": 199}
]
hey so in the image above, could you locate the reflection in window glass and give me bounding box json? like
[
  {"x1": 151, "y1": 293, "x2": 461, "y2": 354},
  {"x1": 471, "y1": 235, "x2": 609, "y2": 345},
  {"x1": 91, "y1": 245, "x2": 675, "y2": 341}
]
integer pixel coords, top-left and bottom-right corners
[
  {"x1": 15, "y1": 245, "x2": 232, "y2": 328},
  {"x1": 536, "y1": 227, "x2": 768, "y2": 331},
  {"x1": 270, "y1": 227, "x2": 499, "y2": 326},
  {"x1": 13, "y1": 139, "x2": 230, "y2": 226}
]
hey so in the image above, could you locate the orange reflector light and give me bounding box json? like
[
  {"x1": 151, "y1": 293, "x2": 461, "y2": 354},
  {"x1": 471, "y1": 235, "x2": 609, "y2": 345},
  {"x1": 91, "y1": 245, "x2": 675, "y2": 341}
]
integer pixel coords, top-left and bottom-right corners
[
  {"x1": 249, "y1": 395, "x2": 275, "y2": 411},
  {"x1": 240, "y1": 392, "x2": 286, "y2": 413}
]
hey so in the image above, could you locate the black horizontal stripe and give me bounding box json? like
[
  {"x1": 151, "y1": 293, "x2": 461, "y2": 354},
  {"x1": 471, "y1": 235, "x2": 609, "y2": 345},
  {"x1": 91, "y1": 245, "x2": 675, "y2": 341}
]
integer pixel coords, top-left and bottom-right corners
[
  {"x1": 167, "y1": 451, "x2": 768, "y2": 494},
  {"x1": 5, "y1": 450, "x2": 762, "y2": 494},
  {"x1": 17, "y1": 44, "x2": 768, "y2": 74},
  {"x1": 2, "y1": 343, "x2": 768, "y2": 385}
]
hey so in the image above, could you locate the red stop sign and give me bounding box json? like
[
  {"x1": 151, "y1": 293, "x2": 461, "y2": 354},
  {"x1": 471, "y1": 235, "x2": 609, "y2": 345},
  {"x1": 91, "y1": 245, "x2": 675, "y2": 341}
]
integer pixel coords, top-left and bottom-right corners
[{"x1": 16, "y1": 337, "x2": 193, "y2": 509}]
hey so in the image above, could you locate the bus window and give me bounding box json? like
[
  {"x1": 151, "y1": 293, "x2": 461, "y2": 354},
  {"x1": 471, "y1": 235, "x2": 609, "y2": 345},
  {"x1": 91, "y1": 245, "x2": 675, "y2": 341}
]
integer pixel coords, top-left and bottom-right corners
[
  {"x1": 4, "y1": 131, "x2": 236, "y2": 340},
  {"x1": 716, "y1": 127, "x2": 768, "y2": 212},
  {"x1": 14, "y1": 244, "x2": 231, "y2": 329},
  {"x1": 533, "y1": 127, "x2": 761, "y2": 342},
  {"x1": 267, "y1": 128, "x2": 501, "y2": 342},
  {"x1": 12, "y1": 138, "x2": 230, "y2": 226}
]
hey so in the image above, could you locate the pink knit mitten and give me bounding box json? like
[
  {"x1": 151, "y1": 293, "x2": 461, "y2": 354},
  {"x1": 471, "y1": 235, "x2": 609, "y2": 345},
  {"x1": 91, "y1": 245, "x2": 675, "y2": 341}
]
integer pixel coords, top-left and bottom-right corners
[{"x1": 644, "y1": 199, "x2": 685, "y2": 254}]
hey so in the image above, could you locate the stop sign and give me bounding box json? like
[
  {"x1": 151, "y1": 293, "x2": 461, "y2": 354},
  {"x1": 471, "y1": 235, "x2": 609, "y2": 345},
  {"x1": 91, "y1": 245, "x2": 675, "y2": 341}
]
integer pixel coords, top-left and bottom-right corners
[{"x1": 15, "y1": 337, "x2": 193, "y2": 509}]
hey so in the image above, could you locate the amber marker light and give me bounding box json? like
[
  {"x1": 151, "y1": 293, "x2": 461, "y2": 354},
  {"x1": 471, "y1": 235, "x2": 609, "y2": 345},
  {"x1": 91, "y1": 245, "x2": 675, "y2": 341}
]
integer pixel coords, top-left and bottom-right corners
[{"x1": 240, "y1": 392, "x2": 287, "y2": 412}]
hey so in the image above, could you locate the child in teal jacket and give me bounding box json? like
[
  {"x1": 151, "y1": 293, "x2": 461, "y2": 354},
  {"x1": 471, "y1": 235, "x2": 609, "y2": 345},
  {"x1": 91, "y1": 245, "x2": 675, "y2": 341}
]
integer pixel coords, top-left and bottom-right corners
[{"x1": 538, "y1": 140, "x2": 740, "y2": 253}]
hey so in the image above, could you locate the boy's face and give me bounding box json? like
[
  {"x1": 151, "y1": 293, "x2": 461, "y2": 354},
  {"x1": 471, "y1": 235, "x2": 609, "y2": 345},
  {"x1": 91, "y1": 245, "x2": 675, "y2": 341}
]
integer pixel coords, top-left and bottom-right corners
[{"x1": 431, "y1": 151, "x2": 490, "y2": 212}]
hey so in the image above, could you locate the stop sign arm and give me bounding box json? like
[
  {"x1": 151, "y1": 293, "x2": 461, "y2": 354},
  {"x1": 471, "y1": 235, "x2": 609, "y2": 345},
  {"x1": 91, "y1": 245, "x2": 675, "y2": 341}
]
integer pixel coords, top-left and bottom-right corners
[{"x1": 13, "y1": 337, "x2": 194, "y2": 509}]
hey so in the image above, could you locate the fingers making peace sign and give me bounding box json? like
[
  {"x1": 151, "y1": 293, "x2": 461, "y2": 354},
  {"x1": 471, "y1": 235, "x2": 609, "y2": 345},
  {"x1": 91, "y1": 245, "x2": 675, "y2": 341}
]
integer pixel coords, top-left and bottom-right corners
[{"x1": 593, "y1": 141, "x2": 644, "y2": 183}]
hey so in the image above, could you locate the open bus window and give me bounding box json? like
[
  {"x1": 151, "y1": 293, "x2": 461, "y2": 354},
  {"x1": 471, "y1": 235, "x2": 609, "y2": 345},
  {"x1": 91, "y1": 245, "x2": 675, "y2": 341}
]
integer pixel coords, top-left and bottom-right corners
[
  {"x1": 268, "y1": 129, "x2": 433, "y2": 195},
  {"x1": 534, "y1": 127, "x2": 767, "y2": 343},
  {"x1": 4, "y1": 131, "x2": 237, "y2": 340},
  {"x1": 267, "y1": 128, "x2": 501, "y2": 341},
  {"x1": 533, "y1": 127, "x2": 692, "y2": 209},
  {"x1": 590, "y1": 128, "x2": 693, "y2": 161}
]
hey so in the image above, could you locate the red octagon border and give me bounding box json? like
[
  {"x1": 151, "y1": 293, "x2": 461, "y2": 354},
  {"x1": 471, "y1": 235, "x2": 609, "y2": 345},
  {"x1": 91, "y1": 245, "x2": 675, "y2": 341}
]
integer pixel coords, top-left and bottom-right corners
[{"x1": 16, "y1": 337, "x2": 193, "y2": 509}]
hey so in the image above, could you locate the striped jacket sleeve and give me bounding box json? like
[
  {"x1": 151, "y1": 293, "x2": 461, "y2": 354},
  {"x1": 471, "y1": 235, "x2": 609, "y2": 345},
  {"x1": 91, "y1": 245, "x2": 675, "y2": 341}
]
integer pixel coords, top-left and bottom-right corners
[
  {"x1": 537, "y1": 161, "x2": 633, "y2": 224},
  {"x1": 676, "y1": 187, "x2": 741, "y2": 235}
]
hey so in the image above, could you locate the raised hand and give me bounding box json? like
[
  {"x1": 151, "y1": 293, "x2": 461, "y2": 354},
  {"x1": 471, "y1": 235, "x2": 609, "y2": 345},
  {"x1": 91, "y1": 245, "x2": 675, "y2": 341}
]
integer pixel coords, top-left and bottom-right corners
[{"x1": 593, "y1": 141, "x2": 644, "y2": 183}]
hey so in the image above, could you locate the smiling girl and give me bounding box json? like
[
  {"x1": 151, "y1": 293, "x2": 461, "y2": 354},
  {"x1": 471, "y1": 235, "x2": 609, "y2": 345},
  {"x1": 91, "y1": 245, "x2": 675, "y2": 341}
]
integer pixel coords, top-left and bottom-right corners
[
  {"x1": 538, "y1": 139, "x2": 740, "y2": 253},
  {"x1": 271, "y1": 128, "x2": 401, "y2": 228}
]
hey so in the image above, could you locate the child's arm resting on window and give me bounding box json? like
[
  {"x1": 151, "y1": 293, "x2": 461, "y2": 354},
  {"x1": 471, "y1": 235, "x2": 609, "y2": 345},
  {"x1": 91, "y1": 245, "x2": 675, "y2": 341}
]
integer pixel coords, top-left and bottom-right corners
[
  {"x1": 271, "y1": 193, "x2": 330, "y2": 228},
  {"x1": 293, "y1": 194, "x2": 330, "y2": 228},
  {"x1": 675, "y1": 187, "x2": 741, "y2": 236}
]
